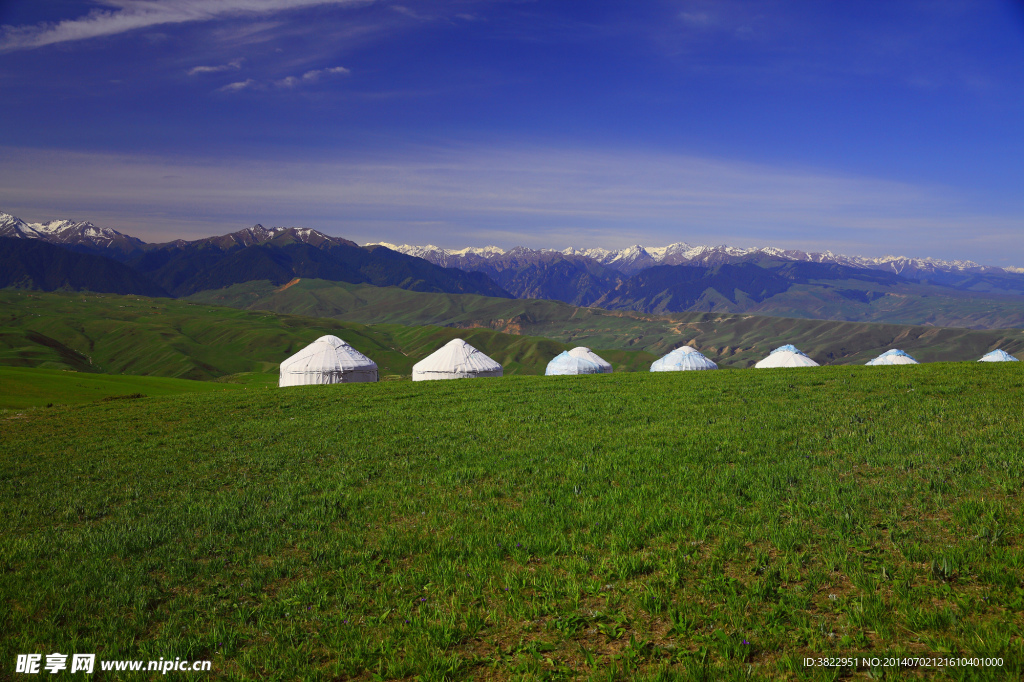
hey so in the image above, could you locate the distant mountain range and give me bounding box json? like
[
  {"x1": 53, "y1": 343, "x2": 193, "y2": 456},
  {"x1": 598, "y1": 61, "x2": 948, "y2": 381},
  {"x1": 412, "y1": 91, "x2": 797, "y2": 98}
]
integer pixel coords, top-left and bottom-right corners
[
  {"x1": 0, "y1": 211, "x2": 147, "y2": 255},
  {"x1": 373, "y1": 241, "x2": 1024, "y2": 319},
  {"x1": 0, "y1": 212, "x2": 510, "y2": 299},
  {"x1": 374, "y1": 241, "x2": 1020, "y2": 278},
  {"x1": 5, "y1": 209, "x2": 1024, "y2": 329}
]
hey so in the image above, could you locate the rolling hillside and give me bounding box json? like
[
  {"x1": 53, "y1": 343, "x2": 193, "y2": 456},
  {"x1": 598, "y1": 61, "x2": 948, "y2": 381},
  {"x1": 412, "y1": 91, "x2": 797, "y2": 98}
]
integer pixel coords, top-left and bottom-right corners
[
  {"x1": 188, "y1": 278, "x2": 1024, "y2": 366},
  {"x1": 0, "y1": 291, "x2": 655, "y2": 382}
]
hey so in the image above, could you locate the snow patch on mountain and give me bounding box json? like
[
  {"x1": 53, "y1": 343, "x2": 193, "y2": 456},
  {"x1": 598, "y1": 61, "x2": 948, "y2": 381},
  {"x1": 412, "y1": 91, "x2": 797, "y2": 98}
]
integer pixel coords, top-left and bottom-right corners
[
  {"x1": 1, "y1": 212, "x2": 143, "y2": 250},
  {"x1": 373, "y1": 242, "x2": 507, "y2": 259},
  {"x1": 374, "y1": 240, "x2": 1012, "y2": 276}
]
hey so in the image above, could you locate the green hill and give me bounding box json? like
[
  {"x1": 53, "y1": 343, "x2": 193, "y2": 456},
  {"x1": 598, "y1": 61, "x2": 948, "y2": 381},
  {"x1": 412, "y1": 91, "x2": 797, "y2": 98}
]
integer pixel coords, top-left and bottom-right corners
[
  {"x1": 0, "y1": 291, "x2": 656, "y2": 385},
  {"x1": 188, "y1": 278, "x2": 1024, "y2": 365},
  {"x1": 3, "y1": 365, "x2": 1023, "y2": 677}
]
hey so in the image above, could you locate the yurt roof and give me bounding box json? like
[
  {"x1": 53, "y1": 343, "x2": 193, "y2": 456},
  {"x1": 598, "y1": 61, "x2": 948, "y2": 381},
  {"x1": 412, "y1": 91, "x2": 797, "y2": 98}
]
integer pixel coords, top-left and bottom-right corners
[
  {"x1": 769, "y1": 344, "x2": 808, "y2": 356},
  {"x1": 567, "y1": 347, "x2": 612, "y2": 373},
  {"x1": 546, "y1": 351, "x2": 602, "y2": 375},
  {"x1": 866, "y1": 348, "x2": 919, "y2": 365},
  {"x1": 755, "y1": 346, "x2": 819, "y2": 368},
  {"x1": 979, "y1": 349, "x2": 1020, "y2": 362},
  {"x1": 280, "y1": 335, "x2": 377, "y2": 373},
  {"x1": 651, "y1": 346, "x2": 717, "y2": 371}
]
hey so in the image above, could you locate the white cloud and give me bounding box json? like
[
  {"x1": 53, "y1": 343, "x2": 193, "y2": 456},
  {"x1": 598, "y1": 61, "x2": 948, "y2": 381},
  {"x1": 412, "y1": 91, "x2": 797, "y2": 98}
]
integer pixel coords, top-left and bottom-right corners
[
  {"x1": 0, "y1": 0, "x2": 375, "y2": 52},
  {"x1": 678, "y1": 12, "x2": 714, "y2": 26},
  {"x1": 187, "y1": 58, "x2": 244, "y2": 75},
  {"x1": 0, "y1": 144, "x2": 1019, "y2": 263},
  {"x1": 275, "y1": 65, "x2": 350, "y2": 86},
  {"x1": 219, "y1": 78, "x2": 255, "y2": 91}
]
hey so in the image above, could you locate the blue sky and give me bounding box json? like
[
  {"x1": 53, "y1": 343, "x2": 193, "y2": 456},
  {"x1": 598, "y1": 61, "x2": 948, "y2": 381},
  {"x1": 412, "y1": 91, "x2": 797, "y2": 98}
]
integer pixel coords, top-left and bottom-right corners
[{"x1": 1, "y1": 1, "x2": 1022, "y2": 264}]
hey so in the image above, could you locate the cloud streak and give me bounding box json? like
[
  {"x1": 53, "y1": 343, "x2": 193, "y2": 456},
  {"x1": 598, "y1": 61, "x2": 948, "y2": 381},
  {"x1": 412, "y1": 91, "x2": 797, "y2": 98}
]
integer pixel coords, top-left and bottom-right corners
[
  {"x1": 0, "y1": 0, "x2": 374, "y2": 51},
  {"x1": 0, "y1": 144, "x2": 1020, "y2": 264},
  {"x1": 214, "y1": 66, "x2": 349, "y2": 91},
  {"x1": 218, "y1": 78, "x2": 256, "y2": 91},
  {"x1": 275, "y1": 66, "x2": 350, "y2": 87},
  {"x1": 187, "y1": 58, "x2": 244, "y2": 75}
]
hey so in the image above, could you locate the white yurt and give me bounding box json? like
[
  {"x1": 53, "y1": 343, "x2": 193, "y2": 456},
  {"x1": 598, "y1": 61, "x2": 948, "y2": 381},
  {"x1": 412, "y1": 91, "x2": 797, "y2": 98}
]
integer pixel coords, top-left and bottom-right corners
[
  {"x1": 545, "y1": 351, "x2": 602, "y2": 375},
  {"x1": 279, "y1": 335, "x2": 378, "y2": 387},
  {"x1": 754, "y1": 344, "x2": 820, "y2": 369},
  {"x1": 651, "y1": 346, "x2": 718, "y2": 372},
  {"x1": 567, "y1": 347, "x2": 613, "y2": 373},
  {"x1": 979, "y1": 349, "x2": 1020, "y2": 362},
  {"x1": 866, "y1": 349, "x2": 919, "y2": 366},
  {"x1": 412, "y1": 338, "x2": 503, "y2": 381}
]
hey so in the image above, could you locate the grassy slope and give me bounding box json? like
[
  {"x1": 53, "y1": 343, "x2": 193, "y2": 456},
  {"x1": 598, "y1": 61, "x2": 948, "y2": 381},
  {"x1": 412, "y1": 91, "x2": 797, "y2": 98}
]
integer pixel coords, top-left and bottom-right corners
[
  {"x1": 0, "y1": 290, "x2": 656, "y2": 387},
  {"x1": 761, "y1": 280, "x2": 1024, "y2": 329},
  {"x1": 2, "y1": 365, "x2": 1023, "y2": 679},
  {"x1": 188, "y1": 279, "x2": 1024, "y2": 366},
  {"x1": 657, "y1": 277, "x2": 1024, "y2": 329},
  {"x1": 0, "y1": 366, "x2": 259, "y2": 409},
  {"x1": 189, "y1": 269, "x2": 1024, "y2": 331}
]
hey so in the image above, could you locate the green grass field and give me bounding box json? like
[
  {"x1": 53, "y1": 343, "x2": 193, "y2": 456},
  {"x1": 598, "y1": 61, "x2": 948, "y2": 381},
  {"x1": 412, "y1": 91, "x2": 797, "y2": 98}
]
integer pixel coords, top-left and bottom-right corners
[
  {"x1": 0, "y1": 366, "x2": 268, "y2": 409},
  {"x1": 3, "y1": 363, "x2": 1024, "y2": 679}
]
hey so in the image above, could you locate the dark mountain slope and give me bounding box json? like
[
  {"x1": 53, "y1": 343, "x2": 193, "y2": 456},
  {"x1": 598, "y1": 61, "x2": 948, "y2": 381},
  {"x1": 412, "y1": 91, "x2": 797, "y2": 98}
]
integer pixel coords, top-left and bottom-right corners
[
  {"x1": 595, "y1": 259, "x2": 907, "y2": 314},
  {"x1": 0, "y1": 237, "x2": 168, "y2": 297},
  {"x1": 593, "y1": 261, "x2": 789, "y2": 313},
  {"x1": 463, "y1": 249, "x2": 623, "y2": 306},
  {"x1": 127, "y1": 235, "x2": 512, "y2": 298}
]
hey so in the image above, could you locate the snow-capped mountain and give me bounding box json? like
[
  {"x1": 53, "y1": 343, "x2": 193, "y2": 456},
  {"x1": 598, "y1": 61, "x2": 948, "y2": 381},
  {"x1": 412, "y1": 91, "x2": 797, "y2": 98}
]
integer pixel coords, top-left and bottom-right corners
[
  {"x1": 0, "y1": 210, "x2": 357, "y2": 257},
  {"x1": 374, "y1": 240, "x2": 1003, "y2": 278},
  {"x1": 0, "y1": 211, "x2": 146, "y2": 254},
  {"x1": 371, "y1": 242, "x2": 507, "y2": 269},
  {"x1": 153, "y1": 224, "x2": 356, "y2": 251},
  {"x1": 0, "y1": 212, "x2": 38, "y2": 238}
]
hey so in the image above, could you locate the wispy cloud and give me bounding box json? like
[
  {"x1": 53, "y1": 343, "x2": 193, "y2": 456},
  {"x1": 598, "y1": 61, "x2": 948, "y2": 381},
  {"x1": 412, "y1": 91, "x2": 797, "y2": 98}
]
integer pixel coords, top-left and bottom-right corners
[
  {"x1": 187, "y1": 58, "x2": 244, "y2": 76},
  {"x1": 275, "y1": 66, "x2": 350, "y2": 87},
  {"x1": 215, "y1": 65, "x2": 349, "y2": 91},
  {"x1": 0, "y1": 0, "x2": 375, "y2": 52},
  {"x1": 390, "y1": 6, "x2": 424, "y2": 19},
  {"x1": 1, "y1": 143, "x2": 1019, "y2": 263},
  {"x1": 218, "y1": 78, "x2": 255, "y2": 91}
]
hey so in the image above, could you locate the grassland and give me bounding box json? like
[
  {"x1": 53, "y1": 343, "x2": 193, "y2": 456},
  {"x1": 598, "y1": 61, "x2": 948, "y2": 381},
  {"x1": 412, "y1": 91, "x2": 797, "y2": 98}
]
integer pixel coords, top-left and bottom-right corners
[
  {"x1": 188, "y1": 279, "x2": 1024, "y2": 366},
  {"x1": 3, "y1": 363, "x2": 1024, "y2": 679},
  {"x1": 0, "y1": 366, "x2": 262, "y2": 409}
]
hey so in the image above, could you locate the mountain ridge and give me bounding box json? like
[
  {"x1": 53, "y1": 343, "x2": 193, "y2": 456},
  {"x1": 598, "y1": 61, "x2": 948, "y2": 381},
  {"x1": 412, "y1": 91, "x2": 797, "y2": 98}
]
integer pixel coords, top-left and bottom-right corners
[
  {"x1": 372, "y1": 240, "x2": 1007, "y2": 278},
  {"x1": 6, "y1": 209, "x2": 1024, "y2": 329},
  {"x1": 0, "y1": 211, "x2": 511, "y2": 300}
]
